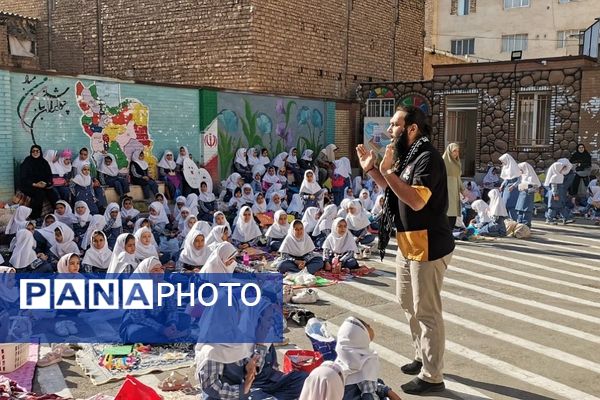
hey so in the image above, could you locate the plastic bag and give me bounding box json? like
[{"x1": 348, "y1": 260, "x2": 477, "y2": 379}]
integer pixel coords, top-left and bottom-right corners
[
  {"x1": 305, "y1": 318, "x2": 337, "y2": 361},
  {"x1": 115, "y1": 375, "x2": 162, "y2": 400}
]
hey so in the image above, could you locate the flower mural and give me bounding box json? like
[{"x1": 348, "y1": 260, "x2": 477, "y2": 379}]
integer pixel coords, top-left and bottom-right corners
[{"x1": 216, "y1": 93, "x2": 327, "y2": 179}]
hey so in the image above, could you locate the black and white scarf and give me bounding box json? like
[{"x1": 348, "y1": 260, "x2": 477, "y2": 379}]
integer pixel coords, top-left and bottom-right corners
[{"x1": 378, "y1": 135, "x2": 430, "y2": 260}]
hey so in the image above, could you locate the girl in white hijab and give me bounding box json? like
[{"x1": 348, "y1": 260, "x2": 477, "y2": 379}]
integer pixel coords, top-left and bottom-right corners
[
  {"x1": 323, "y1": 217, "x2": 359, "y2": 270},
  {"x1": 199, "y1": 242, "x2": 238, "y2": 276},
  {"x1": 82, "y1": 230, "x2": 112, "y2": 273},
  {"x1": 57, "y1": 253, "x2": 81, "y2": 274},
  {"x1": 287, "y1": 147, "x2": 303, "y2": 184},
  {"x1": 148, "y1": 201, "x2": 169, "y2": 234},
  {"x1": 346, "y1": 200, "x2": 375, "y2": 246},
  {"x1": 198, "y1": 180, "x2": 217, "y2": 223},
  {"x1": 250, "y1": 164, "x2": 265, "y2": 194},
  {"x1": 344, "y1": 187, "x2": 355, "y2": 200},
  {"x1": 81, "y1": 215, "x2": 106, "y2": 250},
  {"x1": 499, "y1": 154, "x2": 521, "y2": 220},
  {"x1": 121, "y1": 196, "x2": 139, "y2": 230},
  {"x1": 134, "y1": 227, "x2": 160, "y2": 262},
  {"x1": 49, "y1": 224, "x2": 80, "y2": 263},
  {"x1": 233, "y1": 148, "x2": 252, "y2": 182},
  {"x1": 313, "y1": 204, "x2": 338, "y2": 246},
  {"x1": 73, "y1": 200, "x2": 92, "y2": 239},
  {"x1": 265, "y1": 210, "x2": 289, "y2": 251},
  {"x1": 96, "y1": 153, "x2": 130, "y2": 200},
  {"x1": 231, "y1": 206, "x2": 262, "y2": 249},
  {"x1": 358, "y1": 189, "x2": 373, "y2": 211},
  {"x1": 334, "y1": 317, "x2": 398, "y2": 400},
  {"x1": 157, "y1": 150, "x2": 182, "y2": 199},
  {"x1": 470, "y1": 199, "x2": 493, "y2": 227},
  {"x1": 299, "y1": 149, "x2": 314, "y2": 172},
  {"x1": 176, "y1": 146, "x2": 190, "y2": 166},
  {"x1": 129, "y1": 149, "x2": 159, "y2": 200},
  {"x1": 212, "y1": 211, "x2": 231, "y2": 236},
  {"x1": 54, "y1": 201, "x2": 77, "y2": 226},
  {"x1": 267, "y1": 190, "x2": 285, "y2": 212},
  {"x1": 240, "y1": 184, "x2": 255, "y2": 206},
  {"x1": 181, "y1": 216, "x2": 199, "y2": 239},
  {"x1": 262, "y1": 165, "x2": 280, "y2": 192},
  {"x1": 515, "y1": 162, "x2": 541, "y2": 227},
  {"x1": 174, "y1": 196, "x2": 187, "y2": 221},
  {"x1": 247, "y1": 148, "x2": 261, "y2": 167},
  {"x1": 369, "y1": 195, "x2": 385, "y2": 233},
  {"x1": 5, "y1": 206, "x2": 32, "y2": 235},
  {"x1": 286, "y1": 194, "x2": 304, "y2": 217},
  {"x1": 72, "y1": 163, "x2": 106, "y2": 215},
  {"x1": 103, "y1": 202, "x2": 123, "y2": 249},
  {"x1": 272, "y1": 152, "x2": 288, "y2": 169},
  {"x1": 251, "y1": 192, "x2": 268, "y2": 215},
  {"x1": 277, "y1": 220, "x2": 323, "y2": 274},
  {"x1": 206, "y1": 225, "x2": 230, "y2": 251},
  {"x1": 352, "y1": 176, "x2": 363, "y2": 195},
  {"x1": 179, "y1": 231, "x2": 210, "y2": 271},
  {"x1": 337, "y1": 198, "x2": 352, "y2": 219},
  {"x1": 300, "y1": 170, "x2": 323, "y2": 210},
  {"x1": 302, "y1": 207, "x2": 319, "y2": 237},
  {"x1": 477, "y1": 189, "x2": 507, "y2": 237},
  {"x1": 370, "y1": 182, "x2": 383, "y2": 204},
  {"x1": 224, "y1": 172, "x2": 243, "y2": 203},
  {"x1": 71, "y1": 147, "x2": 91, "y2": 176},
  {"x1": 545, "y1": 159, "x2": 574, "y2": 225},
  {"x1": 9, "y1": 229, "x2": 53, "y2": 272},
  {"x1": 107, "y1": 233, "x2": 137, "y2": 274},
  {"x1": 299, "y1": 361, "x2": 345, "y2": 400},
  {"x1": 186, "y1": 193, "x2": 200, "y2": 217}
]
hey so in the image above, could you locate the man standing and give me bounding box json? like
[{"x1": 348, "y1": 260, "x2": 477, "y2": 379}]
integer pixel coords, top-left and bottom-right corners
[{"x1": 356, "y1": 106, "x2": 454, "y2": 394}]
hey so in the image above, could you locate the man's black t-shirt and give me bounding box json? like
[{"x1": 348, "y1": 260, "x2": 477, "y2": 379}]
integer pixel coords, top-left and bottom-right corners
[{"x1": 393, "y1": 142, "x2": 455, "y2": 262}]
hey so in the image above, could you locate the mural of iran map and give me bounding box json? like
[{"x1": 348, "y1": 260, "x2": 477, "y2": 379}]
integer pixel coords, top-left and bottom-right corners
[{"x1": 75, "y1": 81, "x2": 156, "y2": 173}]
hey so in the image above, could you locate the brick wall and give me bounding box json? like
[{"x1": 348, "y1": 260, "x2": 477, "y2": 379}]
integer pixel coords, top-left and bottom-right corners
[{"x1": 0, "y1": 0, "x2": 424, "y2": 100}]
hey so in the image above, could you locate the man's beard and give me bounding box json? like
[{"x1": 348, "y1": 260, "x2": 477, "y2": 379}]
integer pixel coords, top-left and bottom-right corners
[{"x1": 393, "y1": 128, "x2": 410, "y2": 162}]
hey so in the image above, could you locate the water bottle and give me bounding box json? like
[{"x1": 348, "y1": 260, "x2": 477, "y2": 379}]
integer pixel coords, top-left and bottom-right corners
[{"x1": 243, "y1": 252, "x2": 250, "y2": 267}]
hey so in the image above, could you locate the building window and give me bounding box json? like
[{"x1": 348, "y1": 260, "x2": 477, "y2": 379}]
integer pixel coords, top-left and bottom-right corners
[
  {"x1": 557, "y1": 29, "x2": 581, "y2": 48},
  {"x1": 457, "y1": 0, "x2": 470, "y2": 15},
  {"x1": 451, "y1": 39, "x2": 475, "y2": 55},
  {"x1": 504, "y1": 0, "x2": 530, "y2": 9},
  {"x1": 366, "y1": 99, "x2": 395, "y2": 118},
  {"x1": 517, "y1": 93, "x2": 551, "y2": 147},
  {"x1": 8, "y1": 36, "x2": 36, "y2": 57},
  {"x1": 501, "y1": 34, "x2": 528, "y2": 52}
]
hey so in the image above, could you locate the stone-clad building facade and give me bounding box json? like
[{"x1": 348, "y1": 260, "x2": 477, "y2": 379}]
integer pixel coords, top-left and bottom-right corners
[
  {"x1": 359, "y1": 56, "x2": 599, "y2": 177},
  {"x1": 0, "y1": 0, "x2": 425, "y2": 100}
]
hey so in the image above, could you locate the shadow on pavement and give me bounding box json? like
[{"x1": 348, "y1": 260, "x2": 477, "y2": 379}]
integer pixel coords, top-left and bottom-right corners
[{"x1": 445, "y1": 374, "x2": 558, "y2": 400}]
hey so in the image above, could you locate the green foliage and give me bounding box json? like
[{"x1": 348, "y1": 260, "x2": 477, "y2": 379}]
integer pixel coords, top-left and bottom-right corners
[
  {"x1": 218, "y1": 129, "x2": 241, "y2": 180},
  {"x1": 240, "y1": 99, "x2": 264, "y2": 149}
]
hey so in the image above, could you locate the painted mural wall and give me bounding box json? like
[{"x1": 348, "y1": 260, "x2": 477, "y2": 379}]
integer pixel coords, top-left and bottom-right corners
[
  {"x1": 216, "y1": 92, "x2": 327, "y2": 180},
  {"x1": 11, "y1": 72, "x2": 201, "y2": 178}
]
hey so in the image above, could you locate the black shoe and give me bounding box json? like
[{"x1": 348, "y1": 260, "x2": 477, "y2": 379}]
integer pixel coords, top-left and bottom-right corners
[
  {"x1": 401, "y1": 377, "x2": 445, "y2": 395},
  {"x1": 400, "y1": 360, "x2": 423, "y2": 375}
]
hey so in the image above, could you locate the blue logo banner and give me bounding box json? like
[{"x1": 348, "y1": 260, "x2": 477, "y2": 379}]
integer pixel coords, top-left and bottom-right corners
[{"x1": 0, "y1": 273, "x2": 283, "y2": 344}]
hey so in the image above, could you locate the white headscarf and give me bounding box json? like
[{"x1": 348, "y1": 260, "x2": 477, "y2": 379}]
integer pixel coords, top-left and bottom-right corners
[
  {"x1": 471, "y1": 200, "x2": 493, "y2": 224},
  {"x1": 179, "y1": 231, "x2": 210, "y2": 266},
  {"x1": 358, "y1": 189, "x2": 373, "y2": 211},
  {"x1": 97, "y1": 153, "x2": 119, "y2": 177},
  {"x1": 54, "y1": 201, "x2": 77, "y2": 225},
  {"x1": 50, "y1": 224, "x2": 80, "y2": 258},
  {"x1": 251, "y1": 193, "x2": 267, "y2": 214},
  {"x1": 73, "y1": 201, "x2": 92, "y2": 226},
  {"x1": 287, "y1": 147, "x2": 298, "y2": 164},
  {"x1": 212, "y1": 211, "x2": 231, "y2": 235},
  {"x1": 57, "y1": 253, "x2": 79, "y2": 274},
  {"x1": 225, "y1": 173, "x2": 242, "y2": 191},
  {"x1": 235, "y1": 148, "x2": 248, "y2": 167},
  {"x1": 299, "y1": 361, "x2": 345, "y2": 400},
  {"x1": 263, "y1": 167, "x2": 280, "y2": 185},
  {"x1": 272, "y1": 152, "x2": 288, "y2": 169},
  {"x1": 335, "y1": 316, "x2": 379, "y2": 385},
  {"x1": 247, "y1": 148, "x2": 261, "y2": 166},
  {"x1": 302, "y1": 207, "x2": 319, "y2": 234},
  {"x1": 231, "y1": 206, "x2": 262, "y2": 243},
  {"x1": 488, "y1": 189, "x2": 508, "y2": 218},
  {"x1": 206, "y1": 225, "x2": 229, "y2": 248},
  {"x1": 149, "y1": 201, "x2": 169, "y2": 225},
  {"x1": 334, "y1": 157, "x2": 351, "y2": 179},
  {"x1": 313, "y1": 204, "x2": 338, "y2": 237},
  {"x1": 300, "y1": 170, "x2": 321, "y2": 195},
  {"x1": 252, "y1": 164, "x2": 266, "y2": 181},
  {"x1": 267, "y1": 191, "x2": 284, "y2": 212},
  {"x1": 345, "y1": 200, "x2": 371, "y2": 231},
  {"x1": 81, "y1": 215, "x2": 106, "y2": 250},
  {"x1": 107, "y1": 233, "x2": 137, "y2": 274},
  {"x1": 54, "y1": 156, "x2": 72, "y2": 177},
  {"x1": 181, "y1": 215, "x2": 198, "y2": 238},
  {"x1": 544, "y1": 161, "x2": 566, "y2": 186},
  {"x1": 557, "y1": 158, "x2": 574, "y2": 175},
  {"x1": 353, "y1": 176, "x2": 363, "y2": 195},
  {"x1": 72, "y1": 169, "x2": 92, "y2": 187},
  {"x1": 82, "y1": 230, "x2": 112, "y2": 269},
  {"x1": 499, "y1": 154, "x2": 520, "y2": 180},
  {"x1": 186, "y1": 193, "x2": 200, "y2": 216},
  {"x1": 371, "y1": 195, "x2": 384, "y2": 215},
  {"x1": 287, "y1": 194, "x2": 304, "y2": 214},
  {"x1": 121, "y1": 198, "x2": 140, "y2": 220},
  {"x1": 133, "y1": 256, "x2": 162, "y2": 274},
  {"x1": 199, "y1": 242, "x2": 238, "y2": 275},
  {"x1": 258, "y1": 150, "x2": 270, "y2": 166},
  {"x1": 321, "y1": 144, "x2": 338, "y2": 162},
  {"x1": 9, "y1": 229, "x2": 38, "y2": 269},
  {"x1": 71, "y1": 151, "x2": 91, "y2": 174},
  {"x1": 324, "y1": 217, "x2": 358, "y2": 254},
  {"x1": 518, "y1": 162, "x2": 541, "y2": 187},
  {"x1": 176, "y1": 146, "x2": 190, "y2": 166},
  {"x1": 344, "y1": 187, "x2": 354, "y2": 200},
  {"x1": 190, "y1": 220, "x2": 212, "y2": 237},
  {"x1": 134, "y1": 227, "x2": 159, "y2": 260},
  {"x1": 370, "y1": 184, "x2": 383, "y2": 204},
  {"x1": 157, "y1": 150, "x2": 177, "y2": 170},
  {"x1": 132, "y1": 149, "x2": 149, "y2": 170},
  {"x1": 240, "y1": 184, "x2": 254, "y2": 204},
  {"x1": 5, "y1": 206, "x2": 32, "y2": 235},
  {"x1": 301, "y1": 149, "x2": 314, "y2": 162},
  {"x1": 279, "y1": 220, "x2": 316, "y2": 256},
  {"x1": 104, "y1": 202, "x2": 123, "y2": 229},
  {"x1": 44, "y1": 150, "x2": 58, "y2": 174},
  {"x1": 198, "y1": 177, "x2": 216, "y2": 202},
  {"x1": 265, "y1": 210, "x2": 289, "y2": 239}
]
